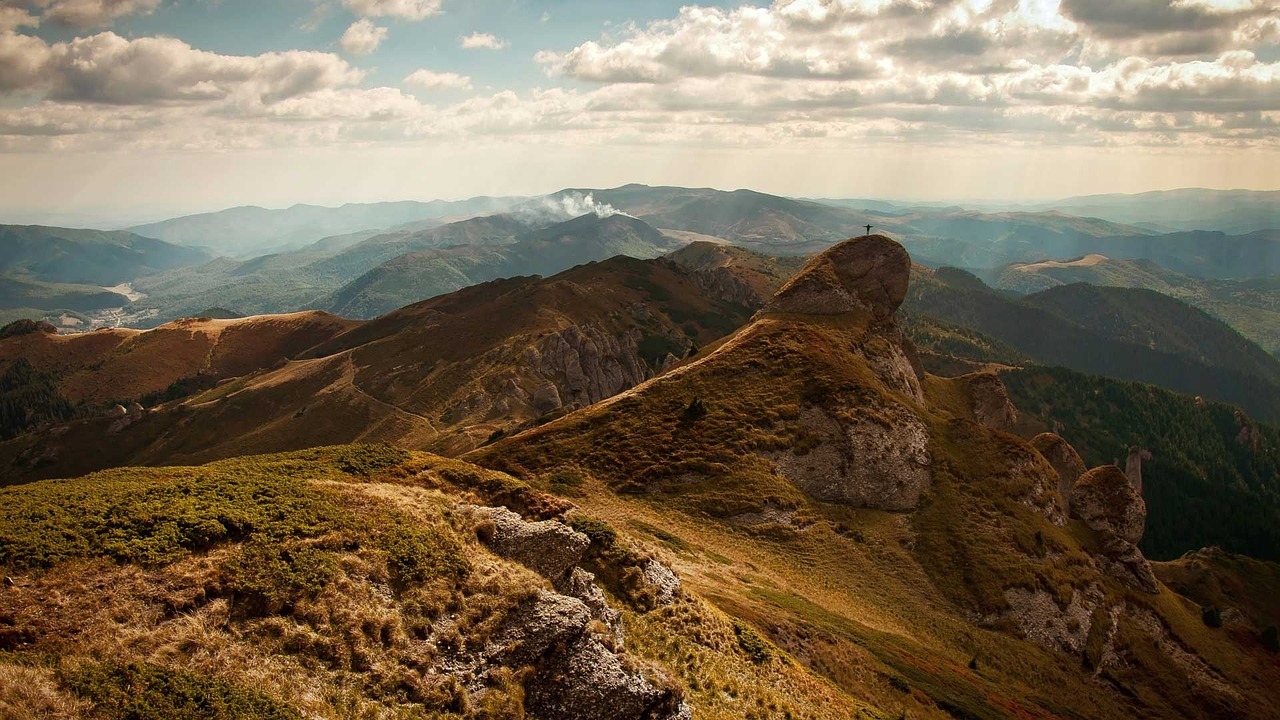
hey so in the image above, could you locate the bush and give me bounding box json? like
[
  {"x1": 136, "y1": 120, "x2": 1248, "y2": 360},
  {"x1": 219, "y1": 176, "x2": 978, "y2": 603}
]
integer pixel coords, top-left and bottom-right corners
[
  {"x1": 226, "y1": 540, "x2": 337, "y2": 614},
  {"x1": 682, "y1": 397, "x2": 708, "y2": 422},
  {"x1": 64, "y1": 662, "x2": 301, "y2": 720},
  {"x1": 1201, "y1": 605, "x2": 1223, "y2": 628},
  {"x1": 1262, "y1": 625, "x2": 1279, "y2": 652}
]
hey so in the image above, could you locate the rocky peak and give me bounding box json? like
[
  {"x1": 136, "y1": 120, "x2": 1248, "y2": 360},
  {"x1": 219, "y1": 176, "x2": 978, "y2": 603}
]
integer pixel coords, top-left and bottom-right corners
[
  {"x1": 1031, "y1": 433, "x2": 1087, "y2": 505},
  {"x1": 1070, "y1": 465, "x2": 1158, "y2": 593},
  {"x1": 763, "y1": 234, "x2": 910, "y2": 319}
]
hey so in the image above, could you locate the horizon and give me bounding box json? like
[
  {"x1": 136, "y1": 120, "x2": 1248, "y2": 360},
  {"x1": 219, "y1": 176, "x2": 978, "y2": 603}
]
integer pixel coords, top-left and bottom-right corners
[{"x1": 2, "y1": 0, "x2": 1279, "y2": 223}]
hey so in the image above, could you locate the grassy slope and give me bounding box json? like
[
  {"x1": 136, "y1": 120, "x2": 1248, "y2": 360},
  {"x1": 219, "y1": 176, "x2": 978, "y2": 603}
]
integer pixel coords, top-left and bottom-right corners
[
  {"x1": 0, "y1": 445, "x2": 877, "y2": 720},
  {"x1": 468, "y1": 307, "x2": 1280, "y2": 719}
]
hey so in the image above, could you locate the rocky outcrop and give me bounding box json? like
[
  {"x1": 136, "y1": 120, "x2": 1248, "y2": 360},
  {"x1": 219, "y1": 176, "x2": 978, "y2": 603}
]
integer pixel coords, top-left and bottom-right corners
[
  {"x1": 1070, "y1": 466, "x2": 1158, "y2": 593},
  {"x1": 1072, "y1": 466, "x2": 1145, "y2": 544},
  {"x1": 1001, "y1": 586, "x2": 1103, "y2": 656},
  {"x1": 1125, "y1": 446, "x2": 1151, "y2": 494},
  {"x1": 520, "y1": 324, "x2": 657, "y2": 412},
  {"x1": 1032, "y1": 433, "x2": 1087, "y2": 505},
  {"x1": 460, "y1": 505, "x2": 688, "y2": 719},
  {"x1": 464, "y1": 505, "x2": 589, "y2": 582},
  {"x1": 964, "y1": 371, "x2": 1018, "y2": 431},
  {"x1": 764, "y1": 234, "x2": 910, "y2": 320},
  {"x1": 770, "y1": 406, "x2": 931, "y2": 511}
]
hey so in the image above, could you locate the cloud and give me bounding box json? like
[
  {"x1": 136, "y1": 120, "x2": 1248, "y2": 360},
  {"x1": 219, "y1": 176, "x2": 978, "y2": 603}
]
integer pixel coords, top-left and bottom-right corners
[
  {"x1": 0, "y1": 6, "x2": 38, "y2": 32},
  {"x1": 342, "y1": 0, "x2": 441, "y2": 21},
  {"x1": 0, "y1": 31, "x2": 364, "y2": 107},
  {"x1": 460, "y1": 32, "x2": 508, "y2": 50},
  {"x1": 33, "y1": 0, "x2": 162, "y2": 27},
  {"x1": 340, "y1": 18, "x2": 387, "y2": 55},
  {"x1": 404, "y1": 68, "x2": 471, "y2": 90}
]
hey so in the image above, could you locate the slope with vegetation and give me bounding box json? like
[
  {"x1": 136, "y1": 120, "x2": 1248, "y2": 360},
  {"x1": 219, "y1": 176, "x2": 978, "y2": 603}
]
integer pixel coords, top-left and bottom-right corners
[
  {"x1": 465, "y1": 236, "x2": 1280, "y2": 719},
  {"x1": 0, "y1": 245, "x2": 793, "y2": 480},
  {"x1": 904, "y1": 266, "x2": 1280, "y2": 422}
]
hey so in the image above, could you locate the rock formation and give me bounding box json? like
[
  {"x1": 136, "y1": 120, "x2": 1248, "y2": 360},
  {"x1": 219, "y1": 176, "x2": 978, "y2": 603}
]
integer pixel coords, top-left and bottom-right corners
[
  {"x1": 1125, "y1": 446, "x2": 1151, "y2": 494},
  {"x1": 764, "y1": 234, "x2": 910, "y2": 319},
  {"x1": 964, "y1": 371, "x2": 1019, "y2": 431},
  {"x1": 1070, "y1": 466, "x2": 1158, "y2": 593},
  {"x1": 459, "y1": 504, "x2": 688, "y2": 719},
  {"x1": 1032, "y1": 433, "x2": 1087, "y2": 505}
]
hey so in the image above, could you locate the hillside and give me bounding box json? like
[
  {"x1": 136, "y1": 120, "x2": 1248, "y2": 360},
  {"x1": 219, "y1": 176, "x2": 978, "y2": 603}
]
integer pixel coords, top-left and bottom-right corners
[
  {"x1": 128, "y1": 196, "x2": 523, "y2": 257},
  {"x1": 322, "y1": 214, "x2": 681, "y2": 319},
  {"x1": 989, "y1": 256, "x2": 1280, "y2": 356},
  {"x1": 0, "y1": 312, "x2": 358, "y2": 440},
  {"x1": 0, "y1": 225, "x2": 210, "y2": 286},
  {"x1": 1039, "y1": 188, "x2": 1280, "y2": 234},
  {"x1": 1024, "y1": 284, "x2": 1280, "y2": 386},
  {"x1": 904, "y1": 267, "x2": 1280, "y2": 422},
  {"x1": 463, "y1": 235, "x2": 1280, "y2": 719},
  {"x1": 1000, "y1": 365, "x2": 1280, "y2": 562},
  {"x1": 0, "y1": 247, "x2": 791, "y2": 479}
]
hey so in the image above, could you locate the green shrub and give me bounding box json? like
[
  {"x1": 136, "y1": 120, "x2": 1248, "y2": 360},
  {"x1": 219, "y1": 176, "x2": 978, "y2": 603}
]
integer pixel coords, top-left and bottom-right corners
[
  {"x1": 378, "y1": 519, "x2": 469, "y2": 588},
  {"x1": 1201, "y1": 605, "x2": 1223, "y2": 628},
  {"x1": 334, "y1": 444, "x2": 410, "y2": 477},
  {"x1": 64, "y1": 662, "x2": 301, "y2": 720},
  {"x1": 1262, "y1": 625, "x2": 1279, "y2": 652},
  {"x1": 732, "y1": 619, "x2": 771, "y2": 664},
  {"x1": 226, "y1": 540, "x2": 337, "y2": 613}
]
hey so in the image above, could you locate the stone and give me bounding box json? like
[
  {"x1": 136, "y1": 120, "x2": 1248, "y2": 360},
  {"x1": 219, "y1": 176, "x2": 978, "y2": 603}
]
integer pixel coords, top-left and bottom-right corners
[
  {"x1": 1032, "y1": 433, "x2": 1087, "y2": 505},
  {"x1": 964, "y1": 371, "x2": 1018, "y2": 431},
  {"x1": 464, "y1": 505, "x2": 590, "y2": 582},
  {"x1": 524, "y1": 634, "x2": 687, "y2": 720},
  {"x1": 640, "y1": 558, "x2": 681, "y2": 607},
  {"x1": 764, "y1": 235, "x2": 910, "y2": 319},
  {"x1": 1125, "y1": 446, "x2": 1151, "y2": 494},
  {"x1": 1071, "y1": 465, "x2": 1146, "y2": 545},
  {"x1": 558, "y1": 567, "x2": 622, "y2": 642}
]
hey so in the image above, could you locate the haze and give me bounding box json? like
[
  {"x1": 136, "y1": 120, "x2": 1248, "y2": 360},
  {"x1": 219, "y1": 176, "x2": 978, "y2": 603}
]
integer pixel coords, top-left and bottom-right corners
[{"x1": 2, "y1": 0, "x2": 1280, "y2": 224}]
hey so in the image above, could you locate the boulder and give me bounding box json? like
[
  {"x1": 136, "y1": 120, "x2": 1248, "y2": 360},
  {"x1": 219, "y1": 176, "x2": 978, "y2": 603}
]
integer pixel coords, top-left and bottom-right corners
[
  {"x1": 1125, "y1": 446, "x2": 1151, "y2": 494},
  {"x1": 640, "y1": 558, "x2": 682, "y2": 607},
  {"x1": 525, "y1": 635, "x2": 689, "y2": 720},
  {"x1": 465, "y1": 505, "x2": 590, "y2": 582},
  {"x1": 481, "y1": 590, "x2": 592, "y2": 667},
  {"x1": 1071, "y1": 465, "x2": 1146, "y2": 545},
  {"x1": 1032, "y1": 433, "x2": 1087, "y2": 504},
  {"x1": 764, "y1": 235, "x2": 910, "y2": 319},
  {"x1": 965, "y1": 371, "x2": 1018, "y2": 431},
  {"x1": 559, "y1": 567, "x2": 622, "y2": 641}
]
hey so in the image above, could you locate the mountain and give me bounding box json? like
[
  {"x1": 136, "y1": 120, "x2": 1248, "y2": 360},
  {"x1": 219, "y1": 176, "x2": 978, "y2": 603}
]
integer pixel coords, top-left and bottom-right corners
[
  {"x1": 5, "y1": 236, "x2": 1278, "y2": 720},
  {"x1": 321, "y1": 213, "x2": 681, "y2": 319},
  {"x1": 1000, "y1": 365, "x2": 1280, "y2": 562},
  {"x1": 464, "y1": 235, "x2": 1280, "y2": 719},
  {"x1": 0, "y1": 225, "x2": 210, "y2": 286},
  {"x1": 0, "y1": 245, "x2": 791, "y2": 479},
  {"x1": 1039, "y1": 188, "x2": 1280, "y2": 234},
  {"x1": 1024, "y1": 284, "x2": 1280, "y2": 386},
  {"x1": 905, "y1": 267, "x2": 1280, "y2": 422},
  {"x1": 989, "y1": 255, "x2": 1280, "y2": 356},
  {"x1": 128, "y1": 196, "x2": 525, "y2": 257}
]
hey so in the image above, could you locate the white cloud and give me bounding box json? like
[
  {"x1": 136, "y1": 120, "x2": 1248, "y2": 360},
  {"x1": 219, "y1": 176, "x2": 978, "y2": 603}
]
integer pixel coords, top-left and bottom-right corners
[
  {"x1": 340, "y1": 19, "x2": 387, "y2": 55},
  {"x1": 38, "y1": 0, "x2": 162, "y2": 27},
  {"x1": 342, "y1": 0, "x2": 441, "y2": 21},
  {"x1": 404, "y1": 68, "x2": 472, "y2": 90},
  {"x1": 460, "y1": 32, "x2": 508, "y2": 50}
]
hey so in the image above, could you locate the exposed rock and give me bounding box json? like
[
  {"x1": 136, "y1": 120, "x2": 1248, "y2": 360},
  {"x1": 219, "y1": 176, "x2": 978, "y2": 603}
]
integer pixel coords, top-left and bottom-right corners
[
  {"x1": 127, "y1": 402, "x2": 144, "y2": 417},
  {"x1": 1125, "y1": 446, "x2": 1151, "y2": 494},
  {"x1": 640, "y1": 558, "x2": 682, "y2": 607},
  {"x1": 770, "y1": 406, "x2": 931, "y2": 511},
  {"x1": 1071, "y1": 466, "x2": 1146, "y2": 545},
  {"x1": 480, "y1": 590, "x2": 593, "y2": 668},
  {"x1": 764, "y1": 234, "x2": 910, "y2": 319},
  {"x1": 1031, "y1": 433, "x2": 1087, "y2": 506},
  {"x1": 110, "y1": 404, "x2": 128, "y2": 416},
  {"x1": 530, "y1": 382, "x2": 563, "y2": 414},
  {"x1": 1095, "y1": 536, "x2": 1159, "y2": 594},
  {"x1": 1004, "y1": 442, "x2": 1068, "y2": 526},
  {"x1": 559, "y1": 567, "x2": 623, "y2": 642},
  {"x1": 1001, "y1": 586, "x2": 1102, "y2": 656},
  {"x1": 526, "y1": 324, "x2": 653, "y2": 409},
  {"x1": 525, "y1": 634, "x2": 689, "y2": 720},
  {"x1": 464, "y1": 505, "x2": 590, "y2": 582},
  {"x1": 1070, "y1": 466, "x2": 1158, "y2": 593},
  {"x1": 857, "y1": 327, "x2": 924, "y2": 401},
  {"x1": 964, "y1": 371, "x2": 1018, "y2": 431}
]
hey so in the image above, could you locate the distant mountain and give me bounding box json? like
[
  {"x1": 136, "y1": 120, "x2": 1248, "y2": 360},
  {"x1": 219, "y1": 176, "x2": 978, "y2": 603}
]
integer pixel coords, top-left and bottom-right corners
[
  {"x1": 1038, "y1": 188, "x2": 1280, "y2": 234},
  {"x1": 1001, "y1": 365, "x2": 1280, "y2": 562},
  {"x1": 0, "y1": 245, "x2": 791, "y2": 476},
  {"x1": 322, "y1": 213, "x2": 681, "y2": 319},
  {"x1": 989, "y1": 256, "x2": 1280, "y2": 356},
  {"x1": 905, "y1": 267, "x2": 1280, "y2": 421},
  {"x1": 0, "y1": 225, "x2": 210, "y2": 286},
  {"x1": 129, "y1": 196, "x2": 526, "y2": 257}
]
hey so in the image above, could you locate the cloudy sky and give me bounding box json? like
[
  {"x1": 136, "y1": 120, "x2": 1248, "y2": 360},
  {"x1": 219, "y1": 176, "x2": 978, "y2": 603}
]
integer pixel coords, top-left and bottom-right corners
[{"x1": 1, "y1": 0, "x2": 1278, "y2": 223}]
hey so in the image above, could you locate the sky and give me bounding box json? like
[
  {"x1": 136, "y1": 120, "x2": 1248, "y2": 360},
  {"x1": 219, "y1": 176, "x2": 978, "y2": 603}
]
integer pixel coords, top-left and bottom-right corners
[{"x1": 1, "y1": 0, "x2": 1279, "y2": 225}]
